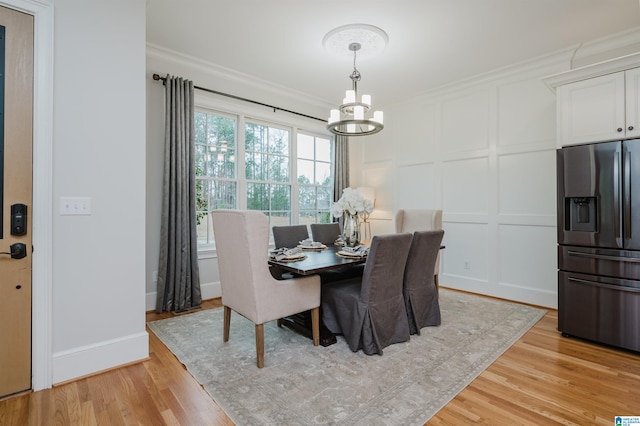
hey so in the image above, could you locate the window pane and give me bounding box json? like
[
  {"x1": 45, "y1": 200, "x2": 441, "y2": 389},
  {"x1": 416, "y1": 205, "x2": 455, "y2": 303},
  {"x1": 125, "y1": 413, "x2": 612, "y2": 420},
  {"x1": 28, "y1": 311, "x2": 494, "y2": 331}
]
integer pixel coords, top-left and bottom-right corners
[
  {"x1": 245, "y1": 122, "x2": 266, "y2": 152},
  {"x1": 269, "y1": 154, "x2": 289, "y2": 182},
  {"x1": 315, "y1": 162, "x2": 331, "y2": 185},
  {"x1": 299, "y1": 186, "x2": 316, "y2": 210},
  {"x1": 195, "y1": 144, "x2": 206, "y2": 176},
  {"x1": 210, "y1": 180, "x2": 236, "y2": 209},
  {"x1": 318, "y1": 211, "x2": 332, "y2": 224},
  {"x1": 269, "y1": 127, "x2": 289, "y2": 155},
  {"x1": 196, "y1": 216, "x2": 211, "y2": 245},
  {"x1": 247, "y1": 182, "x2": 269, "y2": 210},
  {"x1": 316, "y1": 137, "x2": 331, "y2": 162},
  {"x1": 245, "y1": 152, "x2": 266, "y2": 180},
  {"x1": 298, "y1": 211, "x2": 316, "y2": 227},
  {"x1": 297, "y1": 134, "x2": 314, "y2": 159},
  {"x1": 297, "y1": 159, "x2": 314, "y2": 183},
  {"x1": 196, "y1": 178, "x2": 210, "y2": 214},
  {"x1": 317, "y1": 186, "x2": 332, "y2": 210},
  {"x1": 270, "y1": 184, "x2": 291, "y2": 211},
  {"x1": 270, "y1": 212, "x2": 291, "y2": 227}
]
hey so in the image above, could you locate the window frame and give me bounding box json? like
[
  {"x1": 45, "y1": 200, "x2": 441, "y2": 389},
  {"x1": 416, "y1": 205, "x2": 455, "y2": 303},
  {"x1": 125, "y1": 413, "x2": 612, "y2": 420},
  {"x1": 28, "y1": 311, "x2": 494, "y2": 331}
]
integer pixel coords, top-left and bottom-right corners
[{"x1": 194, "y1": 94, "x2": 334, "y2": 257}]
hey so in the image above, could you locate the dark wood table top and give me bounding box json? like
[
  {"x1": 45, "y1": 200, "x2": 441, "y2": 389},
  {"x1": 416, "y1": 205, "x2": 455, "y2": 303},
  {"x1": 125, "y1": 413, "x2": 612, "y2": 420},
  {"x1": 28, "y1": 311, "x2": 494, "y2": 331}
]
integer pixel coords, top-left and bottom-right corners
[{"x1": 268, "y1": 246, "x2": 367, "y2": 276}]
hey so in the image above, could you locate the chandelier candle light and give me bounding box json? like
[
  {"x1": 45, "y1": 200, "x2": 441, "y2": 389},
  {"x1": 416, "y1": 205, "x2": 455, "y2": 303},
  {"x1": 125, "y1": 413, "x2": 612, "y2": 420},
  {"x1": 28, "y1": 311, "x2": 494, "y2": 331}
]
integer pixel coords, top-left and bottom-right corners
[{"x1": 324, "y1": 24, "x2": 387, "y2": 137}]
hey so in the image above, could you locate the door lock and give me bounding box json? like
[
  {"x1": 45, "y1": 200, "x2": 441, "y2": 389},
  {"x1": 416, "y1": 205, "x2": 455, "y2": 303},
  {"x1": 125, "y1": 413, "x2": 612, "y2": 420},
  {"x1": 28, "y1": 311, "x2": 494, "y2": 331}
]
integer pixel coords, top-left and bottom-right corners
[
  {"x1": 0, "y1": 243, "x2": 27, "y2": 259},
  {"x1": 11, "y1": 204, "x2": 27, "y2": 236}
]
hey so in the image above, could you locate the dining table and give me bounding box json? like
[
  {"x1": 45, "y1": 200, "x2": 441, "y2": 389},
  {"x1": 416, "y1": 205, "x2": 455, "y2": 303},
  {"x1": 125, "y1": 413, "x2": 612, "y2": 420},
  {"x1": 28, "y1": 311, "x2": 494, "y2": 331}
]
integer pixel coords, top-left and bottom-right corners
[{"x1": 268, "y1": 245, "x2": 368, "y2": 346}]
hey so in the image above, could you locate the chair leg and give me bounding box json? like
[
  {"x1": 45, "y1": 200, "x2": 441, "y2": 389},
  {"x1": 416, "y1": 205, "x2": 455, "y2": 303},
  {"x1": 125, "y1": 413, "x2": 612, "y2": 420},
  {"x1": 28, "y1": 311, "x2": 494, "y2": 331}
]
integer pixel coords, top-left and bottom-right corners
[
  {"x1": 277, "y1": 318, "x2": 283, "y2": 327},
  {"x1": 434, "y1": 274, "x2": 439, "y2": 294},
  {"x1": 223, "y1": 306, "x2": 231, "y2": 342},
  {"x1": 255, "y1": 323, "x2": 265, "y2": 368},
  {"x1": 310, "y1": 307, "x2": 320, "y2": 346}
]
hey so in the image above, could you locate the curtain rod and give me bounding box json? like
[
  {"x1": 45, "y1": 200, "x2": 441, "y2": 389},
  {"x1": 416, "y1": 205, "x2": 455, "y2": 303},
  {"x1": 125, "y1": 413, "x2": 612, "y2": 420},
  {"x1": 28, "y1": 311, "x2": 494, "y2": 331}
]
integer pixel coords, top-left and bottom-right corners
[{"x1": 152, "y1": 73, "x2": 326, "y2": 123}]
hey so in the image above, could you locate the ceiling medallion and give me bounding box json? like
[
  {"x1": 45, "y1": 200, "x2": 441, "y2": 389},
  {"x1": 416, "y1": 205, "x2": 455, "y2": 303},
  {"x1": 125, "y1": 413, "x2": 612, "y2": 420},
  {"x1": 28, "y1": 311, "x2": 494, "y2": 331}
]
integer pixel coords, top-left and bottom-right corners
[{"x1": 323, "y1": 24, "x2": 388, "y2": 137}]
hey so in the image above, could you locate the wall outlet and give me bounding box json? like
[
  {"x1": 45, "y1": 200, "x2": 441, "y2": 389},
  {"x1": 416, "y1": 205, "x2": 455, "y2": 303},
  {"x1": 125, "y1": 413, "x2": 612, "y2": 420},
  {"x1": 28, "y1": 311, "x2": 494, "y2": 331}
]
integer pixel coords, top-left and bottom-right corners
[
  {"x1": 152, "y1": 270, "x2": 158, "y2": 283},
  {"x1": 464, "y1": 260, "x2": 471, "y2": 270}
]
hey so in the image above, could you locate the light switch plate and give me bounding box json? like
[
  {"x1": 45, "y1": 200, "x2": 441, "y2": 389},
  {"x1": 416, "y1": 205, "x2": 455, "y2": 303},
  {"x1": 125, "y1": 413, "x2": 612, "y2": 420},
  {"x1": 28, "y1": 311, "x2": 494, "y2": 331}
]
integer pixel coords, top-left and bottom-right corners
[{"x1": 59, "y1": 197, "x2": 92, "y2": 215}]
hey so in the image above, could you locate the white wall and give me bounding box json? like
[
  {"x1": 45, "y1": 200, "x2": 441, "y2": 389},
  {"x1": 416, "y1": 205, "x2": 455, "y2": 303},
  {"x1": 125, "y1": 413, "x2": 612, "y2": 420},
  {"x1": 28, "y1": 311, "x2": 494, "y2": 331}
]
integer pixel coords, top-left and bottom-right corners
[
  {"x1": 357, "y1": 59, "x2": 565, "y2": 308},
  {"x1": 144, "y1": 27, "x2": 640, "y2": 311},
  {"x1": 50, "y1": 0, "x2": 147, "y2": 383},
  {"x1": 354, "y1": 31, "x2": 640, "y2": 309}
]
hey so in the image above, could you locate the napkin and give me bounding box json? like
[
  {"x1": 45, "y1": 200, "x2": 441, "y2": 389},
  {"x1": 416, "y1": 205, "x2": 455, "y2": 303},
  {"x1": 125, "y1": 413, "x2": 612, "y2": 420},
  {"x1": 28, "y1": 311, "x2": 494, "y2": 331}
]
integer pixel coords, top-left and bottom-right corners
[
  {"x1": 270, "y1": 247, "x2": 303, "y2": 261},
  {"x1": 339, "y1": 245, "x2": 369, "y2": 257},
  {"x1": 299, "y1": 238, "x2": 325, "y2": 248}
]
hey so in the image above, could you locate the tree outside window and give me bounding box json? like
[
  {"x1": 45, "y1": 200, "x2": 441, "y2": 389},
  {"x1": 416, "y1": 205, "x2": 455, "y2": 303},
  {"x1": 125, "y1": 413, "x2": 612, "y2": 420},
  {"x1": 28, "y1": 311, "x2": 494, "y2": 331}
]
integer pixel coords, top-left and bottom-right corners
[
  {"x1": 194, "y1": 111, "x2": 237, "y2": 246},
  {"x1": 297, "y1": 133, "x2": 333, "y2": 226},
  {"x1": 245, "y1": 122, "x2": 291, "y2": 228},
  {"x1": 194, "y1": 108, "x2": 334, "y2": 249}
]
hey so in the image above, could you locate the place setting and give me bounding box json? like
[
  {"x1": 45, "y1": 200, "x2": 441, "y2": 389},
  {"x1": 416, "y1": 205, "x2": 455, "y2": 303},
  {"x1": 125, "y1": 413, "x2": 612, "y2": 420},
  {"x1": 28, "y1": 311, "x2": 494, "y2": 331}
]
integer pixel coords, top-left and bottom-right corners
[
  {"x1": 336, "y1": 244, "x2": 369, "y2": 259},
  {"x1": 269, "y1": 246, "x2": 307, "y2": 262},
  {"x1": 297, "y1": 238, "x2": 327, "y2": 251}
]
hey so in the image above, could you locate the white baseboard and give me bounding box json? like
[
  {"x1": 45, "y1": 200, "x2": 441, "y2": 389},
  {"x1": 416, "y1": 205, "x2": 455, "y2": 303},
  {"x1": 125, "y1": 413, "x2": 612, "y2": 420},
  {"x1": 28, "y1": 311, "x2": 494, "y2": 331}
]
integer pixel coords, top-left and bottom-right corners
[
  {"x1": 52, "y1": 331, "x2": 148, "y2": 384},
  {"x1": 145, "y1": 281, "x2": 221, "y2": 312}
]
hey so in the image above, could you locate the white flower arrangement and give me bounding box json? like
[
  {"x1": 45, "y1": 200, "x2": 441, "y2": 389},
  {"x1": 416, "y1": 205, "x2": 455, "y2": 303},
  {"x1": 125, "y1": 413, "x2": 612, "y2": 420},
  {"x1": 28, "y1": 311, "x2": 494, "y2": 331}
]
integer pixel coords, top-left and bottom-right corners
[{"x1": 331, "y1": 187, "x2": 374, "y2": 218}]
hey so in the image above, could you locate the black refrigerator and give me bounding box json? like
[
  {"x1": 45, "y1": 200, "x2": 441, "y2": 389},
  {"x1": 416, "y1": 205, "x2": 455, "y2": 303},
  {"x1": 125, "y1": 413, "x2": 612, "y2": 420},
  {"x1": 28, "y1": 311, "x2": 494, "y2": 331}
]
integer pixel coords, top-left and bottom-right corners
[{"x1": 557, "y1": 140, "x2": 640, "y2": 352}]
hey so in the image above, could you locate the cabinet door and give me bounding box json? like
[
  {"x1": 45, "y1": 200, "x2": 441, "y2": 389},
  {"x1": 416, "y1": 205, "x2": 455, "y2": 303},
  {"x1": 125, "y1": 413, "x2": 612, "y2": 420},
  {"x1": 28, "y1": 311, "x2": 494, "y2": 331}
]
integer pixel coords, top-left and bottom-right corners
[
  {"x1": 625, "y1": 68, "x2": 640, "y2": 139},
  {"x1": 558, "y1": 72, "x2": 625, "y2": 145}
]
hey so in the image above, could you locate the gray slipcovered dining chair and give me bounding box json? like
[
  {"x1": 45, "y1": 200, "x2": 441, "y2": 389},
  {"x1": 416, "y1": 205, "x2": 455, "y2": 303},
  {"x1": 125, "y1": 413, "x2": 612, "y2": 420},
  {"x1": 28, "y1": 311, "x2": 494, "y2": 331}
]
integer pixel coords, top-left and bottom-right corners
[
  {"x1": 211, "y1": 210, "x2": 321, "y2": 368},
  {"x1": 271, "y1": 224, "x2": 310, "y2": 280},
  {"x1": 310, "y1": 223, "x2": 341, "y2": 246},
  {"x1": 311, "y1": 222, "x2": 365, "y2": 284},
  {"x1": 395, "y1": 209, "x2": 443, "y2": 289},
  {"x1": 404, "y1": 230, "x2": 444, "y2": 335},
  {"x1": 321, "y1": 233, "x2": 413, "y2": 355},
  {"x1": 272, "y1": 224, "x2": 309, "y2": 249}
]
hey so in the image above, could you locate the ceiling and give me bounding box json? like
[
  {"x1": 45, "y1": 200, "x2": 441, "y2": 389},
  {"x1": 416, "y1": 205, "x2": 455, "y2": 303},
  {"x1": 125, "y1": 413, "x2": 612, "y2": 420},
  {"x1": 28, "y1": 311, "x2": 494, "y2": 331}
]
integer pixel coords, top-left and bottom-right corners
[{"x1": 146, "y1": 0, "x2": 640, "y2": 109}]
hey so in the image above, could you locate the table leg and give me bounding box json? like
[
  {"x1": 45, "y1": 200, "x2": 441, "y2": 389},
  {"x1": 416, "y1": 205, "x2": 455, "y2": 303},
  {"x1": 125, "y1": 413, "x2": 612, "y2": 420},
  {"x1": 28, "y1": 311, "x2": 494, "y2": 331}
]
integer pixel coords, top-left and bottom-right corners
[{"x1": 280, "y1": 311, "x2": 337, "y2": 347}]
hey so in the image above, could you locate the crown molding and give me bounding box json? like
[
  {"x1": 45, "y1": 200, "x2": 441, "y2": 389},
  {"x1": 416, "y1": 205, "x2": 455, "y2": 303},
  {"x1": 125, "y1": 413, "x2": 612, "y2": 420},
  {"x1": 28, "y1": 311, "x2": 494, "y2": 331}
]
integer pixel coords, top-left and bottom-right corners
[
  {"x1": 542, "y1": 51, "x2": 640, "y2": 92},
  {"x1": 571, "y1": 26, "x2": 640, "y2": 64},
  {"x1": 146, "y1": 43, "x2": 334, "y2": 110}
]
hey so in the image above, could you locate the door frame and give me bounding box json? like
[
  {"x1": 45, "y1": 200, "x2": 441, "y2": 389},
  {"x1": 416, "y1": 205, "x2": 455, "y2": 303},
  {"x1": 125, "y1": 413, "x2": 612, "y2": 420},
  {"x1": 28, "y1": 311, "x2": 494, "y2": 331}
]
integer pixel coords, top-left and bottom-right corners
[{"x1": 1, "y1": 0, "x2": 53, "y2": 391}]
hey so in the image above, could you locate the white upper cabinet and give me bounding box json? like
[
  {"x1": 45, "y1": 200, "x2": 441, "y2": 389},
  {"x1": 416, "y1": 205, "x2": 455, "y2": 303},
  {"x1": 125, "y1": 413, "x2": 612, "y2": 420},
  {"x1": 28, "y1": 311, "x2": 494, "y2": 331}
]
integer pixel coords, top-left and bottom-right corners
[
  {"x1": 557, "y1": 68, "x2": 640, "y2": 146},
  {"x1": 624, "y1": 67, "x2": 640, "y2": 140},
  {"x1": 558, "y1": 72, "x2": 623, "y2": 145}
]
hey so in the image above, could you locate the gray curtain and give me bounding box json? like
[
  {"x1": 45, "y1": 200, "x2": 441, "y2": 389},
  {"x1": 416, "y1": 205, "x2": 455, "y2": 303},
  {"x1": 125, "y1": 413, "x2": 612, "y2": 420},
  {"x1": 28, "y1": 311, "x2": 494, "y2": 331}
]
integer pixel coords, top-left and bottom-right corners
[
  {"x1": 333, "y1": 134, "x2": 349, "y2": 202},
  {"x1": 156, "y1": 74, "x2": 202, "y2": 313},
  {"x1": 333, "y1": 135, "x2": 349, "y2": 225}
]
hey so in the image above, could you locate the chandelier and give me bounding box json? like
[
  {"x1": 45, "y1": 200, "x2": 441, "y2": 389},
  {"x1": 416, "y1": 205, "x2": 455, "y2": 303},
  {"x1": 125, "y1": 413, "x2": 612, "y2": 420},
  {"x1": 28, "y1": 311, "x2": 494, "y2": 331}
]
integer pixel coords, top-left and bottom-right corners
[{"x1": 324, "y1": 24, "x2": 387, "y2": 137}]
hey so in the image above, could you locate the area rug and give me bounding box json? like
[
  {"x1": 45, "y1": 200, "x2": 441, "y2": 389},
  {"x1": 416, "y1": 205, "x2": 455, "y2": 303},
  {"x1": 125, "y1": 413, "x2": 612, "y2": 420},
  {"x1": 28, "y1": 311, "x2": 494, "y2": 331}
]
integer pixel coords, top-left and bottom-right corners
[{"x1": 147, "y1": 289, "x2": 545, "y2": 425}]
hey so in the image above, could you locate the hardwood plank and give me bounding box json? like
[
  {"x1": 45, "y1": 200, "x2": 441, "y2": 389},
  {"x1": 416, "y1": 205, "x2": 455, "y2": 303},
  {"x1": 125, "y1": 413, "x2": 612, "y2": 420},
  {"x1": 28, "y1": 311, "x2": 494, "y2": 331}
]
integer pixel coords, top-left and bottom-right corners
[{"x1": 1, "y1": 294, "x2": 640, "y2": 425}]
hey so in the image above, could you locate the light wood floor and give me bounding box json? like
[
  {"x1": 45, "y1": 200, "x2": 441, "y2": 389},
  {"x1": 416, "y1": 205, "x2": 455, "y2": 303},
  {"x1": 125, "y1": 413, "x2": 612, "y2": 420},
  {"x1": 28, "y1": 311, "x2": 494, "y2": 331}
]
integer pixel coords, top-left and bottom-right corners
[{"x1": 1, "y1": 293, "x2": 639, "y2": 425}]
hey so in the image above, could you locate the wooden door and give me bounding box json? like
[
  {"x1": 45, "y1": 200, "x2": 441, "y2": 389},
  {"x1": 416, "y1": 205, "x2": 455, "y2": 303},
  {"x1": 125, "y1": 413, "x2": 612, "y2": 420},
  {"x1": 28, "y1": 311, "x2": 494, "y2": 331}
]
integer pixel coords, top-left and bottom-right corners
[{"x1": 0, "y1": 5, "x2": 33, "y2": 398}]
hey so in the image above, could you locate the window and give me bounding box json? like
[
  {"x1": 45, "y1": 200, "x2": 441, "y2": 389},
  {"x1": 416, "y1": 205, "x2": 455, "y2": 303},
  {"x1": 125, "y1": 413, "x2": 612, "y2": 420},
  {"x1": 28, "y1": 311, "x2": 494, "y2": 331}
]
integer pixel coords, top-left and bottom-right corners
[
  {"x1": 245, "y1": 121, "x2": 291, "y2": 227},
  {"x1": 194, "y1": 108, "x2": 333, "y2": 249},
  {"x1": 194, "y1": 111, "x2": 237, "y2": 246},
  {"x1": 297, "y1": 133, "x2": 333, "y2": 225}
]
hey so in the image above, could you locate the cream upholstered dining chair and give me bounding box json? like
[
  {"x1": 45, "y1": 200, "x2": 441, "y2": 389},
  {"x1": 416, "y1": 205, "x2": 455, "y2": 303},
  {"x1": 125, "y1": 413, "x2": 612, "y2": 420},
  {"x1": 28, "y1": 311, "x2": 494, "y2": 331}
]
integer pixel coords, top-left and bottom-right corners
[
  {"x1": 211, "y1": 210, "x2": 321, "y2": 368},
  {"x1": 404, "y1": 230, "x2": 444, "y2": 335},
  {"x1": 395, "y1": 209, "x2": 443, "y2": 288},
  {"x1": 321, "y1": 233, "x2": 413, "y2": 355}
]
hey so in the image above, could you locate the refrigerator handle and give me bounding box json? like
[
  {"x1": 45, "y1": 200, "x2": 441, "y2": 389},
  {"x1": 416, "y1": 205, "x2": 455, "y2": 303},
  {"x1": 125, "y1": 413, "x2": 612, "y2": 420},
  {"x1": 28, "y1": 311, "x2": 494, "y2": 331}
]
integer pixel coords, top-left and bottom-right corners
[
  {"x1": 625, "y1": 148, "x2": 631, "y2": 241},
  {"x1": 568, "y1": 276, "x2": 640, "y2": 293},
  {"x1": 614, "y1": 149, "x2": 622, "y2": 247}
]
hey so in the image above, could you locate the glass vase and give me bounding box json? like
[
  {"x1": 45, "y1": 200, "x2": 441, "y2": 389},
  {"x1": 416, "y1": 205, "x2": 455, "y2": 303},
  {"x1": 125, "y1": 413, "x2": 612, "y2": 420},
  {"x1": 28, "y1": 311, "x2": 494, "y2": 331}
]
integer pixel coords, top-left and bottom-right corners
[{"x1": 342, "y1": 213, "x2": 361, "y2": 247}]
